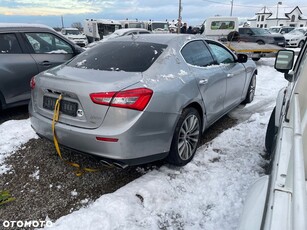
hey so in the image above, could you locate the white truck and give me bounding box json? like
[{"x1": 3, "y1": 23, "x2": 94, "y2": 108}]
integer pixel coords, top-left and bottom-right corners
[
  {"x1": 202, "y1": 16, "x2": 282, "y2": 61},
  {"x1": 239, "y1": 41, "x2": 307, "y2": 230},
  {"x1": 60, "y1": 27, "x2": 88, "y2": 47},
  {"x1": 119, "y1": 19, "x2": 145, "y2": 29},
  {"x1": 84, "y1": 19, "x2": 122, "y2": 42},
  {"x1": 202, "y1": 16, "x2": 239, "y2": 40},
  {"x1": 144, "y1": 20, "x2": 169, "y2": 33}
]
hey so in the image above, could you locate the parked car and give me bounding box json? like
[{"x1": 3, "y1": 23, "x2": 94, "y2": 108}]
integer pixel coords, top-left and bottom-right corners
[
  {"x1": 0, "y1": 23, "x2": 84, "y2": 110},
  {"x1": 284, "y1": 27, "x2": 307, "y2": 48},
  {"x1": 29, "y1": 34, "x2": 257, "y2": 167},
  {"x1": 86, "y1": 28, "x2": 151, "y2": 48},
  {"x1": 238, "y1": 27, "x2": 286, "y2": 47},
  {"x1": 239, "y1": 45, "x2": 307, "y2": 229},
  {"x1": 268, "y1": 26, "x2": 295, "y2": 34},
  {"x1": 61, "y1": 27, "x2": 88, "y2": 47}
]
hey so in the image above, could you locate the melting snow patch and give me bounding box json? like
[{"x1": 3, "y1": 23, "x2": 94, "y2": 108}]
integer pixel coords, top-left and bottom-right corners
[
  {"x1": 178, "y1": 70, "x2": 188, "y2": 76},
  {"x1": 0, "y1": 119, "x2": 38, "y2": 175}
]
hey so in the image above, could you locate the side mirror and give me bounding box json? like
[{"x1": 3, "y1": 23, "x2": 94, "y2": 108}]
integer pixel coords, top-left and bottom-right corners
[
  {"x1": 237, "y1": 53, "x2": 248, "y2": 63},
  {"x1": 275, "y1": 50, "x2": 295, "y2": 73},
  {"x1": 275, "y1": 50, "x2": 295, "y2": 82},
  {"x1": 74, "y1": 46, "x2": 85, "y2": 54}
]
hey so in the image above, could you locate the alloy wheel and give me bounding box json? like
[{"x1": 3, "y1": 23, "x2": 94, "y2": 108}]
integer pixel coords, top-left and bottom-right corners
[{"x1": 177, "y1": 114, "x2": 200, "y2": 160}]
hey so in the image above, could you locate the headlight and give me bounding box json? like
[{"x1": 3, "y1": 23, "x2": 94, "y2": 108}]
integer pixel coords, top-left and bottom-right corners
[{"x1": 291, "y1": 38, "x2": 299, "y2": 41}]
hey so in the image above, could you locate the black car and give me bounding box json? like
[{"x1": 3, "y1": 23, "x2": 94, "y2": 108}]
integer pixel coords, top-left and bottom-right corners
[
  {"x1": 238, "y1": 27, "x2": 286, "y2": 47},
  {"x1": 0, "y1": 23, "x2": 84, "y2": 110}
]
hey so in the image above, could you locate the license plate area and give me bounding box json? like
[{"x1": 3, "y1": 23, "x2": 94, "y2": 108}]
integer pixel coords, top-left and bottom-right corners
[{"x1": 43, "y1": 96, "x2": 78, "y2": 117}]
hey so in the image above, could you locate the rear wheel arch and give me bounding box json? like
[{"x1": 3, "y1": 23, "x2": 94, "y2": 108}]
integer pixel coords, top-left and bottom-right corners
[{"x1": 184, "y1": 102, "x2": 205, "y2": 132}]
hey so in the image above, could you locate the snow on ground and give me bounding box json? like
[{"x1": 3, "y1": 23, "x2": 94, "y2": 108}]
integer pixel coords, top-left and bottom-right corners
[
  {"x1": 0, "y1": 58, "x2": 288, "y2": 229},
  {"x1": 0, "y1": 119, "x2": 38, "y2": 174},
  {"x1": 43, "y1": 59, "x2": 287, "y2": 230}
]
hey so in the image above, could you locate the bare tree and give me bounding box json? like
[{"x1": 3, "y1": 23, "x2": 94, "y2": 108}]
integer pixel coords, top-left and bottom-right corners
[{"x1": 71, "y1": 22, "x2": 83, "y2": 31}]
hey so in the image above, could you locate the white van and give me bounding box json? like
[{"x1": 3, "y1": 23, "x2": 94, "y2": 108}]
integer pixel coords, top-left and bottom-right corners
[
  {"x1": 119, "y1": 20, "x2": 145, "y2": 29},
  {"x1": 84, "y1": 19, "x2": 122, "y2": 42},
  {"x1": 202, "y1": 16, "x2": 239, "y2": 40}
]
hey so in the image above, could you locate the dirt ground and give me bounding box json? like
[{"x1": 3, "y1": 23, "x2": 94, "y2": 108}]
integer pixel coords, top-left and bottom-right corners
[{"x1": 0, "y1": 107, "x2": 237, "y2": 229}]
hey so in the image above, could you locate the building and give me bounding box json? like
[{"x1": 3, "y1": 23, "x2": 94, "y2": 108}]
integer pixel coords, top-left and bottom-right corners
[{"x1": 248, "y1": 6, "x2": 307, "y2": 28}]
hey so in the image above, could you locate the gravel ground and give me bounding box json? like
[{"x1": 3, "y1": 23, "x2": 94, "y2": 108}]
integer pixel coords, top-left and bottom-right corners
[{"x1": 0, "y1": 107, "x2": 237, "y2": 229}]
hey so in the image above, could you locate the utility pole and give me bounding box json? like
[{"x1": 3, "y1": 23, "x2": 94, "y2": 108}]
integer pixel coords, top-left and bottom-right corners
[
  {"x1": 178, "y1": 0, "x2": 182, "y2": 33},
  {"x1": 230, "y1": 0, "x2": 234, "y2": 16},
  {"x1": 61, "y1": 16, "x2": 64, "y2": 28},
  {"x1": 276, "y1": 2, "x2": 282, "y2": 26}
]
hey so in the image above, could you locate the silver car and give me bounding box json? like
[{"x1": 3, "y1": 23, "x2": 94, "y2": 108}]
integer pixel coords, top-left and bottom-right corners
[
  {"x1": 0, "y1": 23, "x2": 83, "y2": 110},
  {"x1": 29, "y1": 34, "x2": 257, "y2": 167}
]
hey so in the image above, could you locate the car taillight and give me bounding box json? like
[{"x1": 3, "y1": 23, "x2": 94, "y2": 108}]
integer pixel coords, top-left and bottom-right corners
[
  {"x1": 30, "y1": 77, "x2": 36, "y2": 89},
  {"x1": 90, "y1": 88, "x2": 153, "y2": 111}
]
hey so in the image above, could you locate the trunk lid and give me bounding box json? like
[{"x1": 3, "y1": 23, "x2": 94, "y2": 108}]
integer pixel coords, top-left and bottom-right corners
[{"x1": 33, "y1": 66, "x2": 142, "y2": 129}]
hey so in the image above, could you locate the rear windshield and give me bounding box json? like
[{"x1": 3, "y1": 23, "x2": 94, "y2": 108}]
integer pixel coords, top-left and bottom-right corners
[{"x1": 68, "y1": 41, "x2": 167, "y2": 72}]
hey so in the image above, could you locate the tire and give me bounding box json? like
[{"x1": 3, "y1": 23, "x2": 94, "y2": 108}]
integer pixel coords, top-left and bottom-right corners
[
  {"x1": 243, "y1": 74, "x2": 256, "y2": 104},
  {"x1": 265, "y1": 107, "x2": 278, "y2": 156},
  {"x1": 257, "y1": 40, "x2": 265, "y2": 45},
  {"x1": 299, "y1": 40, "x2": 305, "y2": 49},
  {"x1": 167, "y1": 107, "x2": 201, "y2": 166},
  {"x1": 252, "y1": 57, "x2": 260, "y2": 61}
]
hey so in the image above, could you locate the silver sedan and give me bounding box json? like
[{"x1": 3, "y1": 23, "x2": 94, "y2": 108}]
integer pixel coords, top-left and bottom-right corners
[{"x1": 29, "y1": 34, "x2": 257, "y2": 167}]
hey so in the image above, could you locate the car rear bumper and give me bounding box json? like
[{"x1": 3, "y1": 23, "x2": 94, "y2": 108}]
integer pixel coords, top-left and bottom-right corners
[{"x1": 29, "y1": 101, "x2": 177, "y2": 165}]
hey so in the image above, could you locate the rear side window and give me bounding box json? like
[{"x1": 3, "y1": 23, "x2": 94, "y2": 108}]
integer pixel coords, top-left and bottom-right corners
[
  {"x1": 25, "y1": 32, "x2": 73, "y2": 54},
  {"x1": 68, "y1": 41, "x2": 167, "y2": 72},
  {"x1": 181, "y1": 40, "x2": 215, "y2": 67},
  {"x1": 0, "y1": 33, "x2": 22, "y2": 54},
  {"x1": 207, "y1": 41, "x2": 235, "y2": 64}
]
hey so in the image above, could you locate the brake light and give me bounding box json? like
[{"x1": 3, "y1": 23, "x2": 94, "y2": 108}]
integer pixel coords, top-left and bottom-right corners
[
  {"x1": 30, "y1": 77, "x2": 36, "y2": 89},
  {"x1": 90, "y1": 88, "x2": 153, "y2": 111}
]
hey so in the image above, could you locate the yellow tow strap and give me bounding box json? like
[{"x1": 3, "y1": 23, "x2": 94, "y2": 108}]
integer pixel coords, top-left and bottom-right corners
[{"x1": 52, "y1": 94, "x2": 100, "y2": 176}]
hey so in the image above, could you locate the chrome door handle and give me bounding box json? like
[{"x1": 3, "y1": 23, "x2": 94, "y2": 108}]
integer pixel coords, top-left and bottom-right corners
[
  {"x1": 199, "y1": 79, "x2": 208, "y2": 85},
  {"x1": 227, "y1": 73, "x2": 234, "y2": 78}
]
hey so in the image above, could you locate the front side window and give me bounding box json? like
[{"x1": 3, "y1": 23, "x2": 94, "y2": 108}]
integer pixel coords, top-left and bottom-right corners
[
  {"x1": 181, "y1": 40, "x2": 215, "y2": 67},
  {"x1": 0, "y1": 33, "x2": 22, "y2": 54},
  {"x1": 207, "y1": 41, "x2": 235, "y2": 64},
  {"x1": 25, "y1": 32, "x2": 73, "y2": 54},
  {"x1": 68, "y1": 41, "x2": 166, "y2": 72}
]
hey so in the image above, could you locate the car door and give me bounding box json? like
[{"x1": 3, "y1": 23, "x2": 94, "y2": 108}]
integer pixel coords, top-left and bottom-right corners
[
  {"x1": 239, "y1": 28, "x2": 256, "y2": 43},
  {"x1": 23, "y1": 32, "x2": 75, "y2": 72},
  {"x1": 0, "y1": 33, "x2": 38, "y2": 107},
  {"x1": 181, "y1": 40, "x2": 227, "y2": 124},
  {"x1": 206, "y1": 40, "x2": 247, "y2": 110}
]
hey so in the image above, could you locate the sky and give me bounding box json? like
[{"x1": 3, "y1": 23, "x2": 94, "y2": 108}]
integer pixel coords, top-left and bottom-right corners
[
  {"x1": 0, "y1": 58, "x2": 289, "y2": 229},
  {"x1": 0, "y1": 0, "x2": 307, "y2": 28}
]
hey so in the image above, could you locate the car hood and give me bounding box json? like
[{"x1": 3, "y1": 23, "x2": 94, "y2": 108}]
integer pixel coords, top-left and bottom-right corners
[{"x1": 284, "y1": 34, "x2": 304, "y2": 39}]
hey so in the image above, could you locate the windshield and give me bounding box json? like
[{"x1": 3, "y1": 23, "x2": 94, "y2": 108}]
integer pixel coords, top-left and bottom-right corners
[
  {"x1": 68, "y1": 41, "x2": 167, "y2": 72},
  {"x1": 152, "y1": 23, "x2": 169, "y2": 31},
  {"x1": 269, "y1": 28, "x2": 280, "y2": 33},
  {"x1": 66, "y1": 30, "x2": 81, "y2": 35},
  {"x1": 251, "y1": 28, "x2": 271, "y2": 35}
]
